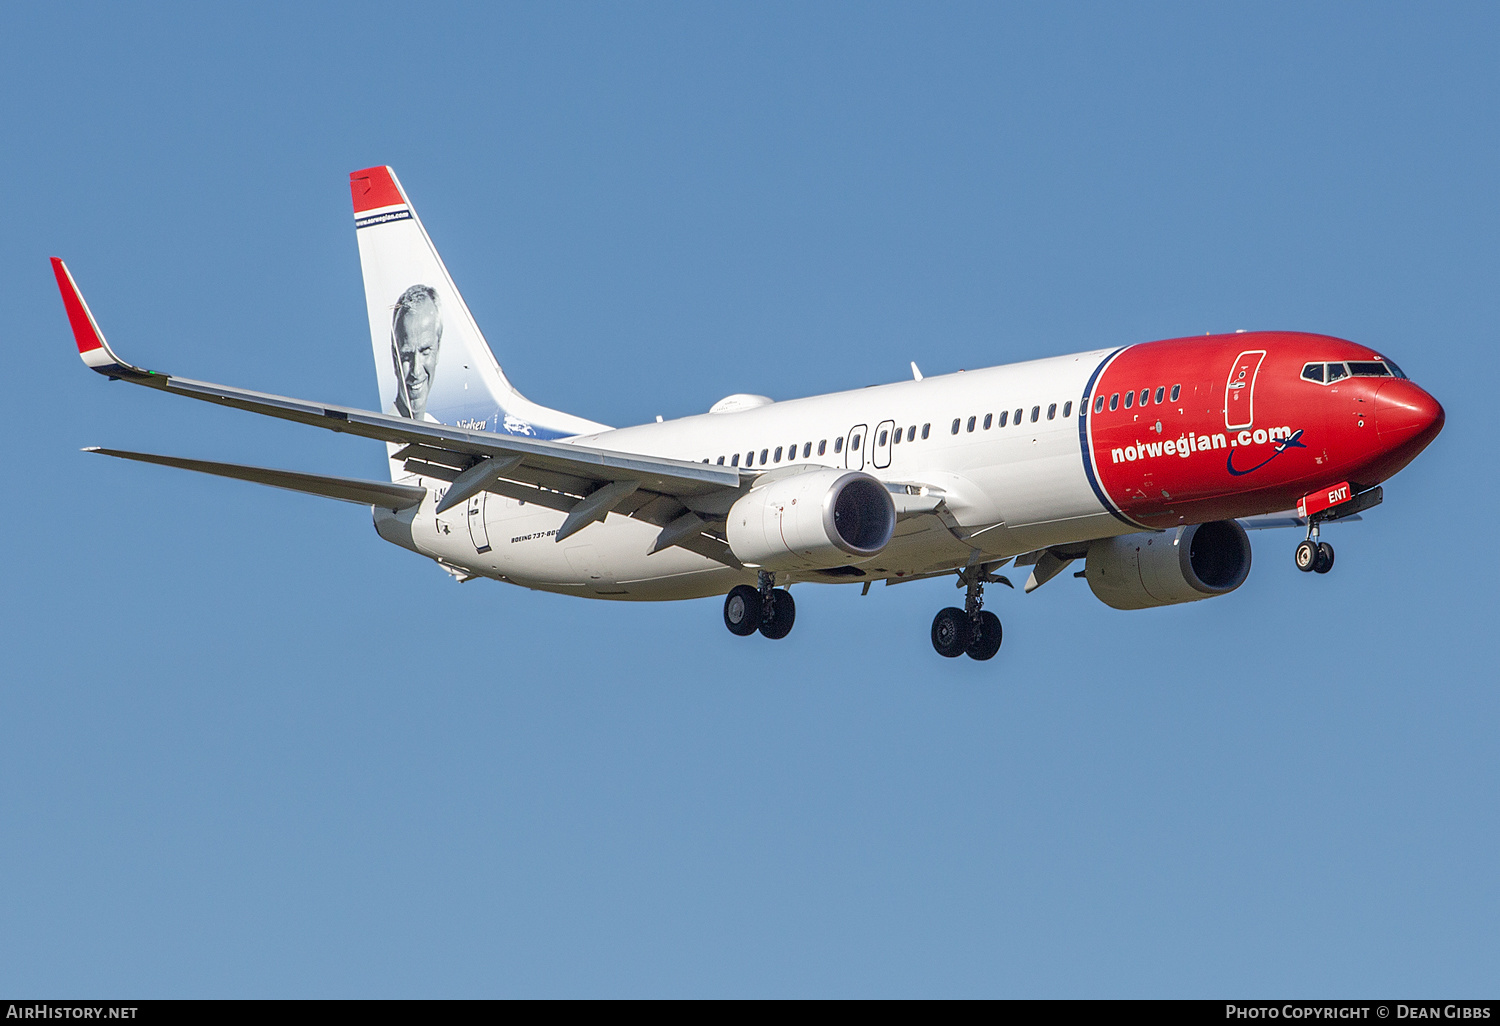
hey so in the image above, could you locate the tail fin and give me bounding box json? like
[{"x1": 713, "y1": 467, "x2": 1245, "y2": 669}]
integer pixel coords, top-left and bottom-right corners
[{"x1": 350, "y1": 166, "x2": 605, "y2": 442}]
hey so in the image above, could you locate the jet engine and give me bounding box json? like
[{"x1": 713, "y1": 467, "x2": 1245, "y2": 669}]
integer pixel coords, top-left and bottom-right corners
[
  {"x1": 1085, "y1": 520, "x2": 1252, "y2": 610},
  {"x1": 726, "y1": 469, "x2": 896, "y2": 571}
]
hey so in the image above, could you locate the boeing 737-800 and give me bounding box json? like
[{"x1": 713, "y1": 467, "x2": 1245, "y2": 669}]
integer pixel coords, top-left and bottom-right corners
[{"x1": 52, "y1": 166, "x2": 1445, "y2": 660}]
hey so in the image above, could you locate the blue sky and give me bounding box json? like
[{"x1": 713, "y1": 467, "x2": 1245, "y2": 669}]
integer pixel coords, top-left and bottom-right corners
[{"x1": 3, "y1": 2, "x2": 1496, "y2": 997}]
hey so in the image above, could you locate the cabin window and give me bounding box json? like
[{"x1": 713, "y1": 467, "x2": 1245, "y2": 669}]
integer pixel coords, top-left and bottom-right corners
[
  {"x1": 1326, "y1": 363, "x2": 1348, "y2": 382},
  {"x1": 773, "y1": 446, "x2": 783, "y2": 463},
  {"x1": 966, "y1": 416, "x2": 976, "y2": 433},
  {"x1": 892, "y1": 428, "x2": 901, "y2": 445},
  {"x1": 1169, "y1": 384, "x2": 1181, "y2": 401},
  {"x1": 982, "y1": 413, "x2": 992, "y2": 429},
  {"x1": 907, "y1": 425, "x2": 916, "y2": 442},
  {"x1": 834, "y1": 437, "x2": 843, "y2": 453},
  {"x1": 1154, "y1": 386, "x2": 1165, "y2": 404},
  {"x1": 1109, "y1": 393, "x2": 1119, "y2": 411},
  {"x1": 999, "y1": 410, "x2": 1009, "y2": 427},
  {"x1": 803, "y1": 442, "x2": 812, "y2": 457},
  {"x1": 717, "y1": 456, "x2": 725, "y2": 465},
  {"x1": 1030, "y1": 406, "x2": 1040, "y2": 423},
  {"x1": 951, "y1": 419, "x2": 960, "y2": 434},
  {"x1": 1014, "y1": 408, "x2": 1023, "y2": 425},
  {"x1": 922, "y1": 423, "x2": 931, "y2": 439},
  {"x1": 1139, "y1": 388, "x2": 1150, "y2": 406},
  {"x1": 1123, "y1": 390, "x2": 1134, "y2": 409},
  {"x1": 818, "y1": 439, "x2": 827, "y2": 455},
  {"x1": 1093, "y1": 396, "x2": 1105, "y2": 414},
  {"x1": 1047, "y1": 403, "x2": 1057, "y2": 420},
  {"x1": 1063, "y1": 401, "x2": 1073, "y2": 417},
  {"x1": 877, "y1": 430, "x2": 888, "y2": 446},
  {"x1": 851, "y1": 434, "x2": 861, "y2": 449},
  {"x1": 732, "y1": 453, "x2": 740, "y2": 467},
  {"x1": 760, "y1": 449, "x2": 769, "y2": 464}
]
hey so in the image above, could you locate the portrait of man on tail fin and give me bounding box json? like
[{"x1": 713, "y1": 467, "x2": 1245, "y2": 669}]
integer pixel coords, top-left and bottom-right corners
[{"x1": 390, "y1": 284, "x2": 442, "y2": 421}]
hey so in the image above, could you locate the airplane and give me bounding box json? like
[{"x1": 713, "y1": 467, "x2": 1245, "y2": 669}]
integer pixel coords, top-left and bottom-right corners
[{"x1": 52, "y1": 166, "x2": 1445, "y2": 661}]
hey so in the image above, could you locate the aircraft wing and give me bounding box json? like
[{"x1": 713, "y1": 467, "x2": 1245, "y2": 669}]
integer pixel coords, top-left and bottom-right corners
[{"x1": 54, "y1": 258, "x2": 746, "y2": 556}]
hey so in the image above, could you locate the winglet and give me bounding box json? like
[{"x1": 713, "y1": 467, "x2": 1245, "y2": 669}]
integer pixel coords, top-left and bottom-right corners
[{"x1": 50, "y1": 258, "x2": 154, "y2": 380}]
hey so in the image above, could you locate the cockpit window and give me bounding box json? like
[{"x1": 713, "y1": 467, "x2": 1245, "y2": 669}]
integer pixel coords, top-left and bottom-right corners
[
  {"x1": 1301, "y1": 363, "x2": 1325, "y2": 383},
  {"x1": 1326, "y1": 362, "x2": 1349, "y2": 382},
  {"x1": 1348, "y1": 361, "x2": 1392, "y2": 377},
  {"x1": 1384, "y1": 359, "x2": 1407, "y2": 379}
]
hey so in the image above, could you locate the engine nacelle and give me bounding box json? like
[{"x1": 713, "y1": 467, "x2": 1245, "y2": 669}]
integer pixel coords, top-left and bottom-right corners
[
  {"x1": 1085, "y1": 520, "x2": 1252, "y2": 610},
  {"x1": 726, "y1": 469, "x2": 896, "y2": 571}
]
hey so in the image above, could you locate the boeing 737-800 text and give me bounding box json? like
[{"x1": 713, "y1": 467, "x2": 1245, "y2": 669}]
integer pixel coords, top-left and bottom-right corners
[{"x1": 53, "y1": 166, "x2": 1445, "y2": 660}]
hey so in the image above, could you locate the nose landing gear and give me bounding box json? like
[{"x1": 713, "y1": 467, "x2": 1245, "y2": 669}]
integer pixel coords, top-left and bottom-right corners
[
  {"x1": 1294, "y1": 522, "x2": 1335, "y2": 574},
  {"x1": 930, "y1": 562, "x2": 1009, "y2": 660},
  {"x1": 723, "y1": 571, "x2": 797, "y2": 640}
]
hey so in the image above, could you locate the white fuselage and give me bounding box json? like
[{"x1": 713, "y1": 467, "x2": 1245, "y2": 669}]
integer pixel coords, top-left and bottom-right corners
[{"x1": 384, "y1": 348, "x2": 1134, "y2": 599}]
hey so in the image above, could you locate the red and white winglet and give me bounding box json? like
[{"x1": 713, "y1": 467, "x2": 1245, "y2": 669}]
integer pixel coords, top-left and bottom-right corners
[{"x1": 51, "y1": 257, "x2": 155, "y2": 380}]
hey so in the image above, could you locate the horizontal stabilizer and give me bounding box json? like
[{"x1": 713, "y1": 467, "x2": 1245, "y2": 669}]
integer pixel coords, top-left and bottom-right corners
[{"x1": 85, "y1": 448, "x2": 427, "y2": 509}]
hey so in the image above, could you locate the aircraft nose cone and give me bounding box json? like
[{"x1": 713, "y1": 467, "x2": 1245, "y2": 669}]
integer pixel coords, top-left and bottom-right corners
[{"x1": 1375, "y1": 380, "x2": 1444, "y2": 448}]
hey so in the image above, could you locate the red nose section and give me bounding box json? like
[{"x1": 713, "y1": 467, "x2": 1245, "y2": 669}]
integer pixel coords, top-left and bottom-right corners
[{"x1": 1375, "y1": 380, "x2": 1445, "y2": 449}]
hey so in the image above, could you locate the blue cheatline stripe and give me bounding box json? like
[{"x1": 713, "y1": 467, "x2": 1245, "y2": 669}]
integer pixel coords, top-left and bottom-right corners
[
  {"x1": 355, "y1": 209, "x2": 412, "y2": 229},
  {"x1": 1076, "y1": 347, "x2": 1142, "y2": 528}
]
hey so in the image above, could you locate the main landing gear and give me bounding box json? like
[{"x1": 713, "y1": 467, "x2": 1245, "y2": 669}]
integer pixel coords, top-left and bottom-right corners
[
  {"x1": 1294, "y1": 521, "x2": 1335, "y2": 575},
  {"x1": 930, "y1": 564, "x2": 1007, "y2": 661},
  {"x1": 723, "y1": 571, "x2": 796, "y2": 640}
]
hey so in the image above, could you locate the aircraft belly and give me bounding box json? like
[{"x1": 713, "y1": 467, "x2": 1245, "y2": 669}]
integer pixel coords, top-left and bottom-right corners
[
  {"x1": 466, "y1": 498, "x2": 747, "y2": 599},
  {"x1": 867, "y1": 520, "x2": 974, "y2": 575}
]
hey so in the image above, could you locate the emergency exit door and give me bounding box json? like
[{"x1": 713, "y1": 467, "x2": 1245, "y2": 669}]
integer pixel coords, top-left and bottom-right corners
[{"x1": 844, "y1": 424, "x2": 867, "y2": 470}]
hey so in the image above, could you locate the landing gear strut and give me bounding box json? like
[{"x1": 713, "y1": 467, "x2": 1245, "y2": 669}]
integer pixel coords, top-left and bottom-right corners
[
  {"x1": 1294, "y1": 521, "x2": 1335, "y2": 575},
  {"x1": 931, "y1": 563, "x2": 1006, "y2": 660},
  {"x1": 723, "y1": 571, "x2": 797, "y2": 640}
]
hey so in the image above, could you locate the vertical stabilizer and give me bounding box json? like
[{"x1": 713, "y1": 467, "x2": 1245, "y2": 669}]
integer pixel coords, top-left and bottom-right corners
[{"x1": 350, "y1": 166, "x2": 606, "y2": 449}]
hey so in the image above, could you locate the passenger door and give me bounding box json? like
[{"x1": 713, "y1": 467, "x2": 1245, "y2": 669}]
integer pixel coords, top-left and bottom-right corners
[
  {"x1": 844, "y1": 424, "x2": 867, "y2": 470},
  {"x1": 1225, "y1": 350, "x2": 1267, "y2": 430}
]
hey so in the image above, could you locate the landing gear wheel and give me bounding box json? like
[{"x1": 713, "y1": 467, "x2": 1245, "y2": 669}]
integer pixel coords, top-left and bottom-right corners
[
  {"x1": 759, "y1": 589, "x2": 796, "y2": 640},
  {"x1": 1295, "y1": 539, "x2": 1318, "y2": 572},
  {"x1": 931, "y1": 607, "x2": 972, "y2": 658},
  {"x1": 1313, "y1": 542, "x2": 1335, "y2": 574},
  {"x1": 724, "y1": 584, "x2": 761, "y2": 636},
  {"x1": 966, "y1": 611, "x2": 1003, "y2": 661}
]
